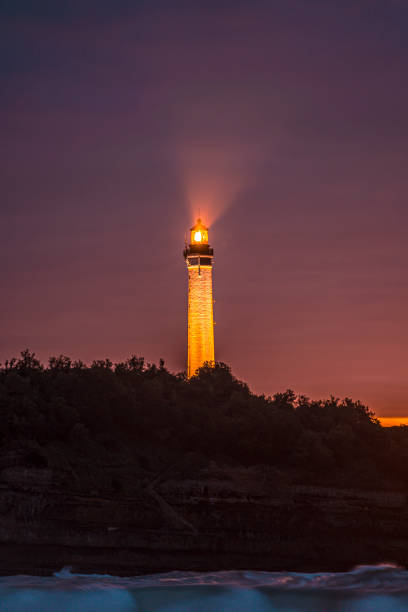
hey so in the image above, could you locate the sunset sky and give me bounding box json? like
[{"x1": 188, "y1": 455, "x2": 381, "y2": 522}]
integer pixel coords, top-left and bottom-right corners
[{"x1": 1, "y1": 0, "x2": 407, "y2": 417}]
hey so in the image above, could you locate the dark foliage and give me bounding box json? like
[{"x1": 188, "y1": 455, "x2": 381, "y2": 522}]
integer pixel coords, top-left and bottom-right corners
[{"x1": 1, "y1": 350, "x2": 407, "y2": 490}]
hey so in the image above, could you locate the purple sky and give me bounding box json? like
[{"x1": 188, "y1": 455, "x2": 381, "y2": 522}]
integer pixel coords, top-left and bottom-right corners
[{"x1": 1, "y1": 0, "x2": 408, "y2": 415}]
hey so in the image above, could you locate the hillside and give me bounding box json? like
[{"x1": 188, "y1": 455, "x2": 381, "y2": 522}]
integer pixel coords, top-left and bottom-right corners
[{"x1": 1, "y1": 350, "x2": 408, "y2": 573}]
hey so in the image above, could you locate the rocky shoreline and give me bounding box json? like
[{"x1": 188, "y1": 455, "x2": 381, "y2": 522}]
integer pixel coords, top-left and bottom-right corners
[{"x1": 1, "y1": 463, "x2": 408, "y2": 575}]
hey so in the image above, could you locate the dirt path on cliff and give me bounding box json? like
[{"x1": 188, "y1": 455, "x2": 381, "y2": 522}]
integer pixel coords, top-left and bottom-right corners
[{"x1": 144, "y1": 463, "x2": 199, "y2": 534}]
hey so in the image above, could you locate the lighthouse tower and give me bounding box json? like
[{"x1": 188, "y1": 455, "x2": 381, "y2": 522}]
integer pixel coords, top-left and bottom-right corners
[{"x1": 183, "y1": 219, "x2": 215, "y2": 378}]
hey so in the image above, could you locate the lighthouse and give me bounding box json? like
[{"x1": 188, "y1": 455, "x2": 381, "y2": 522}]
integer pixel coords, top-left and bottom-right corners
[{"x1": 183, "y1": 219, "x2": 215, "y2": 378}]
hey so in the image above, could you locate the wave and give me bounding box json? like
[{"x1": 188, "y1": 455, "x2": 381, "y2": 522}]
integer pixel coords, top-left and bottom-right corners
[
  {"x1": 1, "y1": 563, "x2": 407, "y2": 592},
  {"x1": 1, "y1": 564, "x2": 408, "y2": 612}
]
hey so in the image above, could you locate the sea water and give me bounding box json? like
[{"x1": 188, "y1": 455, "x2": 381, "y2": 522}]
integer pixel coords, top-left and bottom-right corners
[{"x1": 1, "y1": 564, "x2": 408, "y2": 611}]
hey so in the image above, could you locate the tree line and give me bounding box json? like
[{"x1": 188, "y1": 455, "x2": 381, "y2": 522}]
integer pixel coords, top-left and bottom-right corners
[{"x1": 1, "y1": 350, "x2": 407, "y2": 490}]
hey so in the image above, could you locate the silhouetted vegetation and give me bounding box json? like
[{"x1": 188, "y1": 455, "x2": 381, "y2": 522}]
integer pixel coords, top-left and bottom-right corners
[{"x1": 1, "y1": 350, "x2": 408, "y2": 491}]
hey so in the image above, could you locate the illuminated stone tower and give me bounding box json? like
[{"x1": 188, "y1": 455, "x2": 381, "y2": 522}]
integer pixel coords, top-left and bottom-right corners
[{"x1": 183, "y1": 219, "x2": 215, "y2": 378}]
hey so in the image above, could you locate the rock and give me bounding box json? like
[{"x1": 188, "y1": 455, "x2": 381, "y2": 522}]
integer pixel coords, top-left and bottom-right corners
[{"x1": 0, "y1": 463, "x2": 407, "y2": 575}]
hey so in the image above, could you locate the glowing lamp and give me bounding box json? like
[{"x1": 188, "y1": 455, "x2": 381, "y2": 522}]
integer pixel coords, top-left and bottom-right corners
[{"x1": 190, "y1": 218, "x2": 208, "y2": 244}]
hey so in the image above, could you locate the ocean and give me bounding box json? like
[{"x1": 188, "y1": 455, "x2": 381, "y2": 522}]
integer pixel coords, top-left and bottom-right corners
[{"x1": 0, "y1": 564, "x2": 407, "y2": 611}]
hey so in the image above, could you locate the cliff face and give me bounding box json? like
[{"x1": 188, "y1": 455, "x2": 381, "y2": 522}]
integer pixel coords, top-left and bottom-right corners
[{"x1": 1, "y1": 462, "x2": 408, "y2": 575}]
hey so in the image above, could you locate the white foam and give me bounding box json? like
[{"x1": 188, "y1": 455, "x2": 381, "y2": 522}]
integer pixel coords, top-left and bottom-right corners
[{"x1": 0, "y1": 564, "x2": 407, "y2": 612}]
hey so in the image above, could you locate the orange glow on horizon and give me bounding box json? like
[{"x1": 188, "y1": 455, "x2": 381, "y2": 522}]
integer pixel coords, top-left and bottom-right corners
[{"x1": 378, "y1": 417, "x2": 408, "y2": 427}]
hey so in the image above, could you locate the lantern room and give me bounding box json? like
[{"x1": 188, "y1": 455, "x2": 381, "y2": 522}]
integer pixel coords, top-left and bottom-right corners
[
  {"x1": 183, "y1": 218, "x2": 213, "y2": 260},
  {"x1": 190, "y1": 219, "x2": 208, "y2": 245}
]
